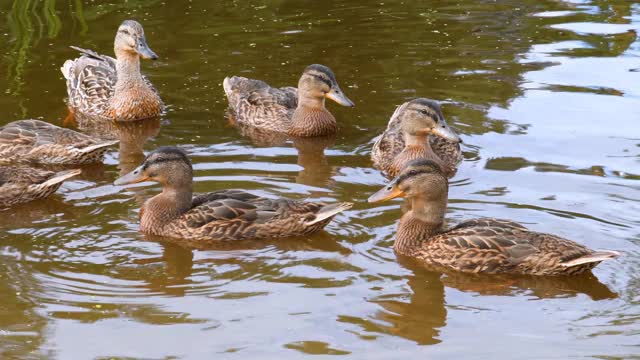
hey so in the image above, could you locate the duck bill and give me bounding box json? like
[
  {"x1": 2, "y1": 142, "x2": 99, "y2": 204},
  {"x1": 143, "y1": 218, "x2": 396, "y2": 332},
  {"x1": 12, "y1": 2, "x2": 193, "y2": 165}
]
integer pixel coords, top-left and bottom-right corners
[
  {"x1": 137, "y1": 38, "x2": 158, "y2": 60},
  {"x1": 431, "y1": 124, "x2": 461, "y2": 143},
  {"x1": 114, "y1": 165, "x2": 148, "y2": 185},
  {"x1": 368, "y1": 181, "x2": 405, "y2": 203},
  {"x1": 326, "y1": 87, "x2": 354, "y2": 107}
]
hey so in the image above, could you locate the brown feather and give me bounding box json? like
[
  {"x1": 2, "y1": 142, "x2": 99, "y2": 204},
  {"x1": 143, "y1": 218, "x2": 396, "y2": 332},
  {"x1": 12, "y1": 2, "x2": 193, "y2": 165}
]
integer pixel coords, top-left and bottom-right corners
[
  {"x1": 0, "y1": 120, "x2": 117, "y2": 165},
  {"x1": 0, "y1": 166, "x2": 80, "y2": 208}
]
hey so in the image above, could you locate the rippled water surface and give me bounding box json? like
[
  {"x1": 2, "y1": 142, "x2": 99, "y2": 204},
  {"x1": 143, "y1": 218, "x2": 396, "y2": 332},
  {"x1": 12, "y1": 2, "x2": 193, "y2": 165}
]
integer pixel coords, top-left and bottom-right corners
[{"x1": 1, "y1": 0, "x2": 639, "y2": 358}]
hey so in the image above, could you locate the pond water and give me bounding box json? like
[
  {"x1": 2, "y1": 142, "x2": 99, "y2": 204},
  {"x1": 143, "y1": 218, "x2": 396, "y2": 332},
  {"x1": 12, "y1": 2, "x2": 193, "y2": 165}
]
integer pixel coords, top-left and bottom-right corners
[{"x1": 1, "y1": 0, "x2": 639, "y2": 358}]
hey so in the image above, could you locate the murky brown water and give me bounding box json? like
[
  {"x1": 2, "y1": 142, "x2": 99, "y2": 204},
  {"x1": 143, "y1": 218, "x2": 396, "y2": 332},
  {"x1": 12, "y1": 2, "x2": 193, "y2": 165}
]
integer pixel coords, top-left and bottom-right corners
[{"x1": 1, "y1": 0, "x2": 639, "y2": 358}]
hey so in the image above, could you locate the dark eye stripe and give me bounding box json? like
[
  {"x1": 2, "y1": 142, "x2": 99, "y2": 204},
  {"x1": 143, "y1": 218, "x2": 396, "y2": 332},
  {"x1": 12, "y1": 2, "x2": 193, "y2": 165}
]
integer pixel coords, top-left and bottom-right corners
[
  {"x1": 398, "y1": 169, "x2": 429, "y2": 183},
  {"x1": 143, "y1": 156, "x2": 185, "y2": 170},
  {"x1": 310, "y1": 74, "x2": 332, "y2": 88}
]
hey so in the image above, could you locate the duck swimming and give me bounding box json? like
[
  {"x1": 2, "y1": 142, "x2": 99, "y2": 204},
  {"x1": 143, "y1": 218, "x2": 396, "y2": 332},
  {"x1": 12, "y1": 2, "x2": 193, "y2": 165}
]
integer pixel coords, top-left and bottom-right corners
[
  {"x1": 114, "y1": 146, "x2": 352, "y2": 241},
  {"x1": 0, "y1": 166, "x2": 81, "y2": 208},
  {"x1": 223, "y1": 64, "x2": 354, "y2": 137},
  {"x1": 372, "y1": 98, "x2": 462, "y2": 178},
  {"x1": 0, "y1": 120, "x2": 118, "y2": 165},
  {"x1": 368, "y1": 159, "x2": 619, "y2": 275},
  {"x1": 61, "y1": 20, "x2": 163, "y2": 121}
]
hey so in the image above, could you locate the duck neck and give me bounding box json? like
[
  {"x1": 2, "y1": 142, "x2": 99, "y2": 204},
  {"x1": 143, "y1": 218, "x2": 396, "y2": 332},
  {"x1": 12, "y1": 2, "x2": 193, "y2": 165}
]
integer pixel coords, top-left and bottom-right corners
[
  {"x1": 290, "y1": 96, "x2": 337, "y2": 137},
  {"x1": 114, "y1": 50, "x2": 145, "y2": 93},
  {"x1": 391, "y1": 134, "x2": 431, "y2": 174},
  {"x1": 394, "y1": 196, "x2": 447, "y2": 256},
  {"x1": 402, "y1": 133, "x2": 431, "y2": 157},
  {"x1": 395, "y1": 133, "x2": 446, "y2": 173},
  {"x1": 140, "y1": 184, "x2": 193, "y2": 235}
]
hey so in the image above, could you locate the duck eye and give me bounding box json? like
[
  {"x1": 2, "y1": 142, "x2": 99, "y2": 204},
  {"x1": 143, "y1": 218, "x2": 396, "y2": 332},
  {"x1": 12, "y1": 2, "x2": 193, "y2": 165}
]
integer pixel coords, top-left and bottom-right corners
[
  {"x1": 408, "y1": 170, "x2": 419, "y2": 176},
  {"x1": 119, "y1": 29, "x2": 130, "y2": 35}
]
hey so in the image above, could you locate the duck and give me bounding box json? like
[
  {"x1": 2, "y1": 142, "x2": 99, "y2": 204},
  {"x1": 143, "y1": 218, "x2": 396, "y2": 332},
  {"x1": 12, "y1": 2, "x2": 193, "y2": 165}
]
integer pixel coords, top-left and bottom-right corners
[
  {"x1": 114, "y1": 146, "x2": 352, "y2": 241},
  {"x1": 368, "y1": 159, "x2": 619, "y2": 275},
  {"x1": 371, "y1": 98, "x2": 462, "y2": 178},
  {"x1": 223, "y1": 64, "x2": 354, "y2": 137},
  {"x1": 0, "y1": 166, "x2": 81, "y2": 208},
  {"x1": 0, "y1": 120, "x2": 118, "y2": 165},
  {"x1": 61, "y1": 20, "x2": 163, "y2": 122}
]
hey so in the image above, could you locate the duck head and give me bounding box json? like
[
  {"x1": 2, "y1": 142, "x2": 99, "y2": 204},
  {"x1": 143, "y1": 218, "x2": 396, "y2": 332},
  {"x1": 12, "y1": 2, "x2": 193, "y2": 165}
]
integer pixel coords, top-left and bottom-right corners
[
  {"x1": 114, "y1": 20, "x2": 158, "y2": 60},
  {"x1": 297, "y1": 64, "x2": 354, "y2": 107}
]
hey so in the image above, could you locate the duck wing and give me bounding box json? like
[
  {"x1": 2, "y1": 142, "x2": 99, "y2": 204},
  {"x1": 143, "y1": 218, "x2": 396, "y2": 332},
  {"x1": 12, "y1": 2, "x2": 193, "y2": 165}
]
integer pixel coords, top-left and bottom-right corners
[
  {"x1": 224, "y1": 76, "x2": 297, "y2": 110},
  {"x1": 0, "y1": 166, "x2": 81, "y2": 207},
  {"x1": 223, "y1": 76, "x2": 297, "y2": 132},
  {"x1": 0, "y1": 120, "x2": 118, "y2": 164},
  {"x1": 0, "y1": 120, "x2": 118, "y2": 149},
  {"x1": 428, "y1": 218, "x2": 615, "y2": 275},
  {"x1": 61, "y1": 46, "x2": 117, "y2": 115},
  {"x1": 173, "y1": 190, "x2": 350, "y2": 240},
  {"x1": 182, "y1": 190, "x2": 318, "y2": 228},
  {"x1": 0, "y1": 166, "x2": 54, "y2": 185}
]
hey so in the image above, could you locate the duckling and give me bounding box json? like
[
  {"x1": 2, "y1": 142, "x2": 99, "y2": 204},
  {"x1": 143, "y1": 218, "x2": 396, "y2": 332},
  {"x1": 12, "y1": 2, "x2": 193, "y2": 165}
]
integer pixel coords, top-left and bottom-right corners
[
  {"x1": 0, "y1": 166, "x2": 81, "y2": 208},
  {"x1": 368, "y1": 159, "x2": 619, "y2": 275},
  {"x1": 223, "y1": 64, "x2": 354, "y2": 137},
  {"x1": 0, "y1": 120, "x2": 118, "y2": 165},
  {"x1": 114, "y1": 146, "x2": 352, "y2": 241},
  {"x1": 371, "y1": 98, "x2": 462, "y2": 178},
  {"x1": 61, "y1": 20, "x2": 163, "y2": 121}
]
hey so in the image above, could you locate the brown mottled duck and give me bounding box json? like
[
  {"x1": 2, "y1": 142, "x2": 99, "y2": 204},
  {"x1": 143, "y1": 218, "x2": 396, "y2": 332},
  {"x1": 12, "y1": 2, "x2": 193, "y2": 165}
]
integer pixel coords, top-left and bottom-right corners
[
  {"x1": 61, "y1": 20, "x2": 163, "y2": 121},
  {"x1": 114, "y1": 146, "x2": 352, "y2": 241},
  {"x1": 0, "y1": 166, "x2": 81, "y2": 208},
  {"x1": 371, "y1": 98, "x2": 462, "y2": 178},
  {"x1": 0, "y1": 120, "x2": 118, "y2": 165},
  {"x1": 368, "y1": 159, "x2": 619, "y2": 275},
  {"x1": 223, "y1": 64, "x2": 354, "y2": 137}
]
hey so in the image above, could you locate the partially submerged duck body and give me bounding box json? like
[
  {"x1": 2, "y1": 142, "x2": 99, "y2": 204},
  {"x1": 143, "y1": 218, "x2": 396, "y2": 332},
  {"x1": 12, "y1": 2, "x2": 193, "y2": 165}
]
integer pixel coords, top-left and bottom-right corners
[
  {"x1": 372, "y1": 98, "x2": 462, "y2": 178},
  {"x1": 369, "y1": 159, "x2": 619, "y2": 276},
  {"x1": 223, "y1": 64, "x2": 353, "y2": 137},
  {"x1": 115, "y1": 146, "x2": 352, "y2": 241},
  {"x1": 0, "y1": 166, "x2": 81, "y2": 208},
  {"x1": 0, "y1": 120, "x2": 118, "y2": 165},
  {"x1": 61, "y1": 20, "x2": 163, "y2": 121}
]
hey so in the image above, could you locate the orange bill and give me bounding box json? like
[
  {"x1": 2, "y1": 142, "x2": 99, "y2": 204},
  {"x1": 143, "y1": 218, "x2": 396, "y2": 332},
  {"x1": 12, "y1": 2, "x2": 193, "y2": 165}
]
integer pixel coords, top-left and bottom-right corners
[
  {"x1": 114, "y1": 165, "x2": 149, "y2": 185},
  {"x1": 368, "y1": 182, "x2": 405, "y2": 203}
]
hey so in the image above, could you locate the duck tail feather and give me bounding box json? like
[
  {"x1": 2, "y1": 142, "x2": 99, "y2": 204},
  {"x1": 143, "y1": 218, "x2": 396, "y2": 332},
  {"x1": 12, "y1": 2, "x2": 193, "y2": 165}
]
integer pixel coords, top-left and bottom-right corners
[
  {"x1": 561, "y1": 250, "x2": 620, "y2": 268},
  {"x1": 43, "y1": 169, "x2": 82, "y2": 187},
  {"x1": 305, "y1": 202, "x2": 353, "y2": 226},
  {"x1": 80, "y1": 140, "x2": 119, "y2": 153}
]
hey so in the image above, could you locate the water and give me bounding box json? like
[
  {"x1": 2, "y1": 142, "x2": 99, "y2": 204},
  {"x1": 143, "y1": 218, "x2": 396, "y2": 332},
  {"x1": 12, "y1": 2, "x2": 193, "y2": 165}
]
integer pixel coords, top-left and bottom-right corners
[{"x1": 1, "y1": 0, "x2": 639, "y2": 358}]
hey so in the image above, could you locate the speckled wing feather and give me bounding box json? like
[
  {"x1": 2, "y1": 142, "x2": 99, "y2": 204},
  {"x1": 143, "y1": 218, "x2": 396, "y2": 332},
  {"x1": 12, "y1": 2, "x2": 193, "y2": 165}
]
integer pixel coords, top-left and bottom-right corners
[
  {"x1": 0, "y1": 120, "x2": 95, "y2": 148},
  {"x1": 166, "y1": 189, "x2": 346, "y2": 241},
  {"x1": 62, "y1": 47, "x2": 117, "y2": 116},
  {"x1": 0, "y1": 166, "x2": 80, "y2": 207},
  {"x1": 0, "y1": 166, "x2": 53, "y2": 186},
  {"x1": 223, "y1": 76, "x2": 298, "y2": 132},
  {"x1": 423, "y1": 218, "x2": 596, "y2": 275},
  {"x1": 0, "y1": 120, "x2": 118, "y2": 165}
]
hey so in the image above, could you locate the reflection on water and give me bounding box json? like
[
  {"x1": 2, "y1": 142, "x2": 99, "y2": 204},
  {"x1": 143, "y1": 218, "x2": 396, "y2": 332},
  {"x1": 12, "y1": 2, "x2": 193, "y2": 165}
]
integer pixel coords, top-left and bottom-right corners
[{"x1": 0, "y1": 0, "x2": 639, "y2": 358}]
